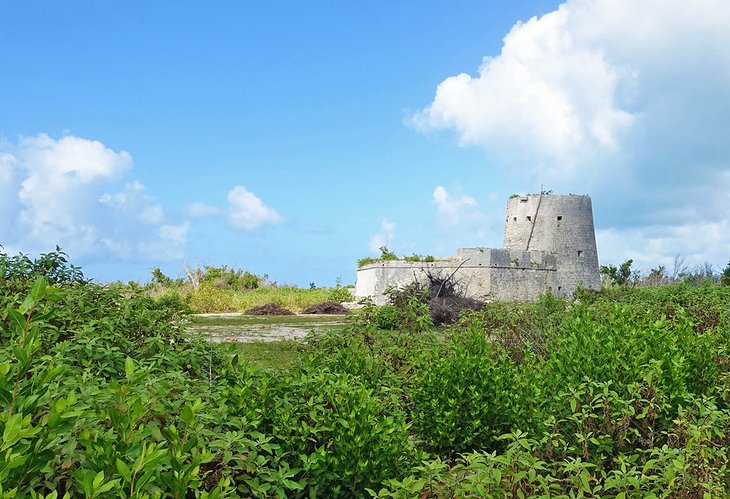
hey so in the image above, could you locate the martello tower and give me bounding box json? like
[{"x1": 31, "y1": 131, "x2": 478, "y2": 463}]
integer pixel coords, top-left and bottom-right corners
[{"x1": 503, "y1": 194, "x2": 600, "y2": 296}]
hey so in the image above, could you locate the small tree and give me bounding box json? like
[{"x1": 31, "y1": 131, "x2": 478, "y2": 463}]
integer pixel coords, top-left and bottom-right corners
[
  {"x1": 151, "y1": 267, "x2": 174, "y2": 287},
  {"x1": 644, "y1": 265, "x2": 668, "y2": 286},
  {"x1": 600, "y1": 258, "x2": 636, "y2": 286},
  {"x1": 721, "y1": 261, "x2": 730, "y2": 286},
  {"x1": 378, "y1": 245, "x2": 398, "y2": 261}
]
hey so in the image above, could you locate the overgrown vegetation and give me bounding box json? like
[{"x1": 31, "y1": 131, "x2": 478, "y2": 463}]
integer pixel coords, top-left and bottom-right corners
[
  {"x1": 2, "y1": 247, "x2": 730, "y2": 496},
  {"x1": 146, "y1": 264, "x2": 354, "y2": 313},
  {"x1": 358, "y1": 246, "x2": 437, "y2": 268},
  {"x1": 601, "y1": 255, "x2": 728, "y2": 287},
  {"x1": 381, "y1": 270, "x2": 484, "y2": 326}
]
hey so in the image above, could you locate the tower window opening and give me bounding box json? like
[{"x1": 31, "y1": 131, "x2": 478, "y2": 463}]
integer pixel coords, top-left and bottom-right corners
[
  {"x1": 557, "y1": 216, "x2": 562, "y2": 221},
  {"x1": 526, "y1": 216, "x2": 532, "y2": 222},
  {"x1": 577, "y1": 250, "x2": 583, "y2": 257},
  {"x1": 513, "y1": 217, "x2": 517, "y2": 221}
]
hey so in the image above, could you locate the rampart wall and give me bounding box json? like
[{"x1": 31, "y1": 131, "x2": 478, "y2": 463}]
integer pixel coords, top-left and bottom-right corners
[
  {"x1": 355, "y1": 248, "x2": 557, "y2": 305},
  {"x1": 355, "y1": 194, "x2": 600, "y2": 304}
]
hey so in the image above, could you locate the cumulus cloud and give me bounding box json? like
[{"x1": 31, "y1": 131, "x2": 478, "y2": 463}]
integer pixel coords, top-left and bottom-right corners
[
  {"x1": 227, "y1": 186, "x2": 282, "y2": 230},
  {"x1": 369, "y1": 219, "x2": 396, "y2": 253},
  {"x1": 0, "y1": 152, "x2": 22, "y2": 230},
  {"x1": 185, "y1": 202, "x2": 221, "y2": 218},
  {"x1": 0, "y1": 133, "x2": 187, "y2": 261},
  {"x1": 413, "y1": 2, "x2": 634, "y2": 175},
  {"x1": 100, "y1": 181, "x2": 165, "y2": 225},
  {"x1": 415, "y1": 0, "x2": 730, "y2": 267},
  {"x1": 433, "y1": 185, "x2": 484, "y2": 228}
]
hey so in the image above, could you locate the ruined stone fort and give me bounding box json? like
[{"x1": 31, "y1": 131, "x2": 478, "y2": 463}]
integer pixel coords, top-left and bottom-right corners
[{"x1": 355, "y1": 193, "x2": 600, "y2": 304}]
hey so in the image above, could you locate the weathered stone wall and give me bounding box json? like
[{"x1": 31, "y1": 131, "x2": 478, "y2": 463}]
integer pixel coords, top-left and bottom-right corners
[
  {"x1": 355, "y1": 248, "x2": 557, "y2": 304},
  {"x1": 354, "y1": 194, "x2": 600, "y2": 303}
]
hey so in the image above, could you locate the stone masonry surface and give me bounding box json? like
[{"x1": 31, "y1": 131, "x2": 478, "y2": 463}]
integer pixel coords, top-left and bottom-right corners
[{"x1": 356, "y1": 194, "x2": 600, "y2": 304}]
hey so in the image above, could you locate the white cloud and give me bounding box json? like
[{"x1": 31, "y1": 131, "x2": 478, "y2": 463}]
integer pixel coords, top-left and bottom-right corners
[
  {"x1": 369, "y1": 218, "x2": 396, "y2": 253},
  {"x1": 0, "y1": 133, "x2": 187, "y2": 261},
  {"x1": 100, "y1": 181, "x2": 165, "y2": 225},
  {"x1": 227, "y1": 185, "x2": 282, "y2": 230},
  {"x1": 185, "y1": 202, "x2": 221, "y2": 218},
  {"x1": 433, "y1": 185, "x2": 483, "y2": 228},
  {"x1": 597, "y1": 217, "x2": 730, "y2": 273},
  {"x1": 415, "y1": 0, "x2": 730, "y2": 268},
  {"x1": 0, "y1": 152, "x2": 22, "y2": 235},
  {"x1": 413, "y1": 3, "x2": 634, "y2": 176}
]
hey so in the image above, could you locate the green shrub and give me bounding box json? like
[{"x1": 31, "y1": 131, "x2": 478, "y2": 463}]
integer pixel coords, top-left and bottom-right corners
[
  {"x1": 265, "y1": 369, "x2": 420, "y2": 496},
  {"x1": 326, "y1": 286, "x2": 353, "y2": 303},
  {"x1": 721, "y1": 261, "x2": 730, "y2": 286},
  {"x1": 202, "y1": 265, "x2": 260, "y2": 290},
  {"x1": 2, "y1": 249, "x2": 730, "y2": 496},
  {"x1": 413, "y1": 323, "x2": 517, "y2": 455},
  {"x1": 372, "y1": 305, "x2": 402, "y2": 330}
]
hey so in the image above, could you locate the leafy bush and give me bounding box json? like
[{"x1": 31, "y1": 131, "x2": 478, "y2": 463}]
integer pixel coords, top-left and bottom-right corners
[
  {"x1": 600, "y1": 258, "x2": 637, "y2": 286},
  {"x1": 385, "y1": 274, "x2": 483, "y2": 326},
  {"x1": 358, "y1": 247, "x2": 435, "y2": 268},
  {"x1": 326, "y1": 286, "x2": 353, "y2": 303},
  {"x1": 202, "y1": 265, "x2": 260, "y2": 290},
  {"x1": 413, "y1": 324, "x2": 517, "y2": 455},
  {"x1": 371, "y1": 305, "x2": 402, "y2": 330},
  {"x1": 722, "y1": 260, "x2": 730, "y2": 286},
  {"x1": 2, "y1": 248, "x2": 730, "y2": 496},
  {"x1": 264, "y1": 369, "x2": 420, "y2": 496}
]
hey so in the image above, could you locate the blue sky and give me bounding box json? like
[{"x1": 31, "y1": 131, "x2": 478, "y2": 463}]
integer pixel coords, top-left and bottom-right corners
[{"x1": 2, "y1": 0, "x2": 729, "y2": 285}]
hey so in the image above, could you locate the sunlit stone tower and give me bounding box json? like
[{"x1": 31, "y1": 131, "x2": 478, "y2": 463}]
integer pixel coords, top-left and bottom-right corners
[{"x1": 504, "y1": 194, "x2": 600, "y2": 295}]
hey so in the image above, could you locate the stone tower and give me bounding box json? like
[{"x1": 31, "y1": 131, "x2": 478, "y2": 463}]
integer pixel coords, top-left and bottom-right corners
[{"x1": 503, "y1": 194, "x2": 600, "y2": 296}]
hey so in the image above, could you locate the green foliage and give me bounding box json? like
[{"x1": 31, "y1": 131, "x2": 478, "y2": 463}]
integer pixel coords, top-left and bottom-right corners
[
  {"x1": 263, "y1": 369, "x2": 419, "y2": 496},
  {"x1": 722, "y1": 260, "x2": 730, "y2": 286},
  {"x1": 403, "y1": 254, "x2": 435, "y2": 263},
  {"x1": 371, "y1": 305, "x2": 402, "y2": 330},
  {"x1": 0, "y1": 246, "x2": 84, "y2": 285},
  {"x1": 327, "y1": 285, "x2": 353, "y2": 303},
  {"x1": 188, "y1": 284, "x2": 334, "y2": 313},
  {"x1": 357, "y1": 256, "x2": 379, "y2": 267},
  {"x1": 358, "y1": 247, "x2": 436, "y2": 268},
  {"x1": 378, "y1": 245, "x2": 397, "y2": 261},
  {"x1": 202, "y1": 265, "x2": 260, "y2": 291},
  {"x1": 413, "y1": 324, "x2": 517, "y2": 455},
  {"x1": 147, "y1": 263, "x2": 353, "y2": 313},
  {"x1": 600, "y1": 258, "x2": 637, "y2": 286},
  {"x1": 150, "y1": 267, "x2": 184, "y2": 288},
  {"x1": 2, "y1": 248, "x2": 730, "y2": 496}
]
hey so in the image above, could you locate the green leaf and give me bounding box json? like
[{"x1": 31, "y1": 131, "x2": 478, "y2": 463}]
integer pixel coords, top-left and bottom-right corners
[
  {"x1": 124, "y1": 357, "x2": 135, "y2": 380},
  {"x1": 2, "y1": 414, "x2": 23, "y2": 447},
  {"x1": 116, "y1": 459, "x2": 131, "y2": 483},
  {"x1": 92, "y1": 470, "x2": 104, "y2": 490},
  {"x1": 7, "y1": 309, "x2": 25, "y2": 334},
  {"x1": 96, "y1": 479, "x2": 119, "y2": 494},
  {"x1": 181, "y1": 405, "x2": 194, "y2": 425},
  {"x1": 30, "y1": 277, "x2": 48, "y2": 301}
]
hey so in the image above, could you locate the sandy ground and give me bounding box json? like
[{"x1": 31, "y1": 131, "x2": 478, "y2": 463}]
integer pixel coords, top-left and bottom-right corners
[{"x1": 187, "y1": 314, "x2": 348, "y2": 343}]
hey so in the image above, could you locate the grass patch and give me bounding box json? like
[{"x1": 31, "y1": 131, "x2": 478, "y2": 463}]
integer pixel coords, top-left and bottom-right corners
[
  {"x1": 189, "y1": 314, "x2": 349, "y2": 327},
  {"x1": 187, "y1": 285, "x2": 353, "y2": 313},
  {"x1": 232, "y1": 340, "x2": 302, "y2": 370}
]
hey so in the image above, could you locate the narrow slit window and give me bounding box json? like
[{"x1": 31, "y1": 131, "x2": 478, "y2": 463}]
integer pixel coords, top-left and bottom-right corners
[
  {"x1": 513, "y1": 217, "x2": 517, "y2": 222},
  {"x1": 526, "y1": 216, "x2": 532, "y2": 222}
]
